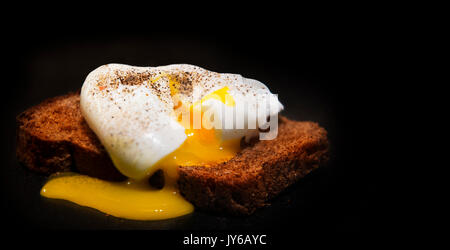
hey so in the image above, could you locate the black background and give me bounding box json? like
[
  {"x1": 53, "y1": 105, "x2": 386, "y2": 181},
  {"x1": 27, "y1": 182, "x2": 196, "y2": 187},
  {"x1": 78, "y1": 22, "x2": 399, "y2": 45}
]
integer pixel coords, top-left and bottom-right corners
[{"x1": 1, "y1": 6, "x2": 382, "y2": 245}]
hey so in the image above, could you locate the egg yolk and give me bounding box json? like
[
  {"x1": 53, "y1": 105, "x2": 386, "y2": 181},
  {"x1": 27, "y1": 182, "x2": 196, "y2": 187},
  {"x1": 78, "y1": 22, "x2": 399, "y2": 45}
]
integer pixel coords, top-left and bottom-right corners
[{"x1": 41, "y1": 84, "x2": 241, "y2": 221}]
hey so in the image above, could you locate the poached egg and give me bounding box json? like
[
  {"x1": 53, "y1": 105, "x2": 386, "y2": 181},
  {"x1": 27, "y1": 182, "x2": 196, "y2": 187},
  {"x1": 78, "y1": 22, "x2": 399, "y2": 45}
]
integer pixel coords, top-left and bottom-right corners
[{"x1": 41, "y1": 64, "x2": 283, "y2": 220}]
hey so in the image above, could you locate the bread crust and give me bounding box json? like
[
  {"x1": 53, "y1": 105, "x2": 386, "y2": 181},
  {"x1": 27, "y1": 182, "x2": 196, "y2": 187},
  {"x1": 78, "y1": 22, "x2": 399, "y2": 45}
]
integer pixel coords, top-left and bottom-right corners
[{"x1": 16, "y1": 94, "x2": 328, "y2": 214}]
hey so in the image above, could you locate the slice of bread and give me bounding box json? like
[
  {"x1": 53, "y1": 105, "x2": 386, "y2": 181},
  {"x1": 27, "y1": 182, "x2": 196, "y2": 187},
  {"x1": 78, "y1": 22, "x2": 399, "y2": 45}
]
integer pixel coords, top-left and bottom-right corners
[
  {"x1": 16, "y1": 92, "x2": 125, "y2": 181},
  {"x1": 16, "y1": 93, "x2": 328, "y2": 215}
]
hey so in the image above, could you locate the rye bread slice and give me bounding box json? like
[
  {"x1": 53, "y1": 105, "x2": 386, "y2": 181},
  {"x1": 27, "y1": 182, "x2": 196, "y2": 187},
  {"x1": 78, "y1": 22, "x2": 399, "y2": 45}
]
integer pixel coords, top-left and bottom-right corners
[
  {"x1": 178, "y1": 117, "x2": 328, "y2": 214},
  {"x1": 16, "y1": 93, "x2": 328, "y2": 214},
  {"x1": 16, "y1": 92, "x2": 125, "y2": 181}
]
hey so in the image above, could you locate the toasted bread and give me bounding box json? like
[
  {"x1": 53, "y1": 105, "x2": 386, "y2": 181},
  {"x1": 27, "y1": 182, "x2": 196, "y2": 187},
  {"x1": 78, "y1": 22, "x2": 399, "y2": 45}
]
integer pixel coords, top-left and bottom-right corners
[
  {"x1": 16, "y1": 93, "x2": 328, "y2": 214},
  {"x1": 16, "y1": 92, "x2": 125, "y2": 181}
]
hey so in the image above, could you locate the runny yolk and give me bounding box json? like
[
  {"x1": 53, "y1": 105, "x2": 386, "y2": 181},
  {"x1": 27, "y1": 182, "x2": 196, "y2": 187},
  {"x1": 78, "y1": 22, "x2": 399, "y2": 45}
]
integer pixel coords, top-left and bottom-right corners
[{"x1": 40, "y1": 85, "x2": 241, "y2": 221}]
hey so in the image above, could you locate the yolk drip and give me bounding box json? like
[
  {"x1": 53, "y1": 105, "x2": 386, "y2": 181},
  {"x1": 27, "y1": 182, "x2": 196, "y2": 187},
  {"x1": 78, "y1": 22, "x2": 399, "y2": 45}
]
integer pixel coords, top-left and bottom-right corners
[
  {"x1": 171, "y1": 86, "x2": 240, "y2": 168},
  {"x1": 41, "y1": 174, "x2": 193, "y2": 220},
  {"x1": 41, "y1": 83, "x2": 240, "y2": 221}
]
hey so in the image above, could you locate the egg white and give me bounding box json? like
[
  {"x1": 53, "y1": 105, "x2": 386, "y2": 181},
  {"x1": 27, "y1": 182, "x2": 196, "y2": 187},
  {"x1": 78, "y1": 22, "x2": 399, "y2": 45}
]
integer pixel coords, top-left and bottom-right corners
[{"x1": 81, "y1": 64, "x2": 283, "y2": 179}]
